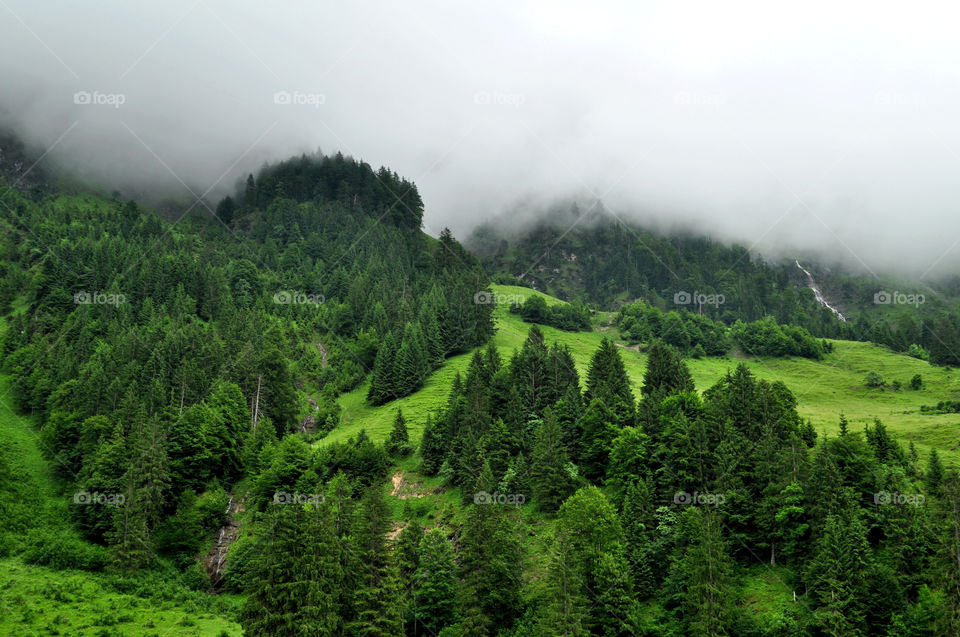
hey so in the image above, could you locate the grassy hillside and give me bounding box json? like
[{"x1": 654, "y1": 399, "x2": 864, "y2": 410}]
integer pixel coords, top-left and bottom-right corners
[
  {"x1": 0, "y1": 371, "x2": 242, "y2": 636},
  {"x1": 0, "y1": 559, "x2": 242, "y2": 636},
  {"x1": 326, "y1": 285, "x2": 960, "y2": 464}
]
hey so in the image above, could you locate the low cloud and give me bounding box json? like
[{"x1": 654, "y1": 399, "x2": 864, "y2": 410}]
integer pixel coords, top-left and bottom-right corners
[{"x1": 2, "y1": 1, "x2": 959, "y2": 276}]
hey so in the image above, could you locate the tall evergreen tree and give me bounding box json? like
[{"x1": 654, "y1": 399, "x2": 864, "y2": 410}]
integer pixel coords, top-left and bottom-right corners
[
  {"x1": 241, "y1": 503, "x2": 341, "y2": 636},
  {"x1": 414, "y1": 528, "x2": 458, "y2": 634}
]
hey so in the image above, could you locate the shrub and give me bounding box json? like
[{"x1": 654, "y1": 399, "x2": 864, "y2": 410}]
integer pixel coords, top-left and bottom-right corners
[
  {"x1": 20, "y1": 528, "x2": 108, "y2": 571},
  {"x1": 865, "y1": 371, "x2": 885, "y2": 388}
]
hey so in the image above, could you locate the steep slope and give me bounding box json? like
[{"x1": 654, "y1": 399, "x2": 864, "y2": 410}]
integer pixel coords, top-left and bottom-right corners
[{"x1": 325, "y1": 284, "x2": 960, "y2": 464}]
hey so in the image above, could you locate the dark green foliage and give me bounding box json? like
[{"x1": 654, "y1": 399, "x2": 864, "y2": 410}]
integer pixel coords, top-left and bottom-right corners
[
  {"x1": 215, "y1": 196, "x2": 235, "y2": 225},
  {"x1": 731, "y1": 316, "x2": 825, "y2": 359},
  {"x1": 349, "y1": 485, "x2": 404, "y2": 636},
  {"x1": 241, "y1": 503, "x2": 341, "y2": 636},
  {"x1": 865, "y1": 371, "x2": 886, "y2": 387},
  {"x1": 910, "y1": 373, "x2": 923, "y2": 390},
  {"x1": 386, "y1": 409, "x2": 412, "y2": 456},
  {"x1": 584, "y1": 338, "x2": 635, "y2": 423},
  {"x1": 510, "y1": 294, "x2": 591, "y2": 331},
  {"x1": 413, "y1": 528, "x2": 458, "y2": 634},
  {"x1": 458, "y1": 471, "x2": 523, "y2": 632},
  {"x1": 926, "y1": 449, "x2": 944, "y2": 494},
  {"x1": 530, "y1": 408, "x2": 574, "y2": 513},
  {"x1": 640, "y1": 341, "x2": 694, "y2": 398}
]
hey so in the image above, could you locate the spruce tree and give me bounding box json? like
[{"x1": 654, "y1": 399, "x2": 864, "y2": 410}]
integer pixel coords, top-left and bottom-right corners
[
  {"x1": 530, "y1": 408, "x2": 573, "y2": 513},
  {"x1": 420, "y1": 414, "x2": 445, "y2": 475},
  {"x1": 241, "y1": 503, "x2": 341, "y2": 636},
  {"x1": 585, "y1": 338, "x2": 635, "y2": 423},
  {"x1": 349, "y1": 485, "x2": 403, "y2": 636},
  {"x1": 641, "y1": 340, "x2": 694, "y2": 398},
  {"x1": 668, "y1": 507, "x2": 735, "y2": 637},
  {"x1": 386, "y1": 409, "x2": 410, "y2": 456},
  {"x1": 414, "y1": 528, "x2": 458, "y2": 634},
  {"x1": 537, "y1": 531, "x2": 589, "y2": 636}
]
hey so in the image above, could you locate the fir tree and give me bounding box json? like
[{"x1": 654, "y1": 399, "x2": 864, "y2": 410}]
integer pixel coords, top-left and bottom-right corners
[
  {"x1": 414, "y1": 528, "x2": 458, "y2": 634},
  {"x1": 386, "y1": 409, "x2": 411, "y2": 456},
  {"x1": 530, "y1": 408, "x2": 573, "y2": 513},
  {"x1": 241, "y1": 503, "x2": 341, "y2": 636}
]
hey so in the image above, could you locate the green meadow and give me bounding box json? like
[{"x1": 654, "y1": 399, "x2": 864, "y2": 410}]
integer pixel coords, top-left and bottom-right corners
[{"x1": 325, "y1": 285, "x2": 960, "y2": 465}]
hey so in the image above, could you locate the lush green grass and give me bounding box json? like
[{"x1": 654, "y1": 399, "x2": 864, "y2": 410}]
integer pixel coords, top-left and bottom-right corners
[
  {"x1": 325, "y1": 285, "x2": 960, "y2": 465},
  {"x1": 0, "y1": 559, "x2": 242, "y2": 636}
]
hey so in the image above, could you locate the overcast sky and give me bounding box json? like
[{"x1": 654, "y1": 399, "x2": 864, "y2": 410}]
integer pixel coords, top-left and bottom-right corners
[{"x1": 2, "y1": 0, "x2": 959, "y2": 276}]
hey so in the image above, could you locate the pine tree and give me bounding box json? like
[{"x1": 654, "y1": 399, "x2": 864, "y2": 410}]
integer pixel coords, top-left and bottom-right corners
[
  {"x1": 241, "y1": 503, "x2": 341, "y2": 636},
  {"x1": 420, "y1": 414, "x2": 446, "y2": 475},
  {"x1": 593, "y1": 549, "x2": 640, "y2": 637},
  {"x1": 804, "y1": 501, "x2": 871, "y2": 636},
  {"x1": 668, "y1": 507, "x2": 735, "y2": 637},
  {"x1": 576, "y1": 399, "x2": 619, "y2": 482},
  {"x1": 368, "y1": 332, "x2": 399, "y2": 405},
  {"x1": 386, "y1": 409, "x2": 411, "y2": 456},
  {"x1": 348, "y1": 485, "x2": 403, "y2": 636},
  {"x1": 584, "y1": 338, "x2": 635, "y2": 425},
  {"x1": 459, "y1": 466, "x2": 523, "y2": 632},
  {"x1": 620, "y1": 479, "x2": 656, "y2": 596},
  {"x1": 530, "y1": 408, "x2": 573, "y2": 513},
  {"x1": 538, "y1": 531, "x2": 589, "y2": 636},
  {"x1": 641, "y1": 340, "x2": 694, "y2": 398},
  {"x1": 395, "y1": 519, "x2": 423, "y2": 633},
  {"x1": 414, "y1": 528, "x2": 458, "y2": 634}
]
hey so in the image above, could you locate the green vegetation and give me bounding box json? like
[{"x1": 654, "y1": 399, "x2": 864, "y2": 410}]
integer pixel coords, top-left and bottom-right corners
[
  {"x1": 5, "y1": 154, "x2": 960, "y2": 635},
  {"x1": 470, "y1": 208, "x2": 960, "y2": 365}
]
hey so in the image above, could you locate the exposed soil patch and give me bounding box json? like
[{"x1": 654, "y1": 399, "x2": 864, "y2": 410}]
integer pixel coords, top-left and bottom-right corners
[{"x1": 391, "y1": 471, "x2": 429, "y2": 499}]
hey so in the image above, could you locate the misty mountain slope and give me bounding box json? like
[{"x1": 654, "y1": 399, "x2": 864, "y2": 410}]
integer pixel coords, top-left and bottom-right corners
[{"x1": 468, "y1": 206, "x2": 960, "y2": 365}]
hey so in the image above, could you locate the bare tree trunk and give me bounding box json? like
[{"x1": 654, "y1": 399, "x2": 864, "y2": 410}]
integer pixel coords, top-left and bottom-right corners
[{"x1": 252, "y1": 374, "x2": 262, "y2": 430}]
